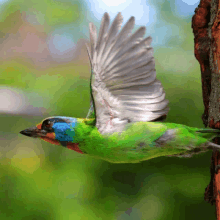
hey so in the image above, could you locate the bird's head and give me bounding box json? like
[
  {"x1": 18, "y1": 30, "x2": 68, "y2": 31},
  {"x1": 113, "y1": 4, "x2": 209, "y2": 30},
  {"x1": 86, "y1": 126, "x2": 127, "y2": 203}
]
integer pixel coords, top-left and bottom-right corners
[{"x1": 20, "y1": 116, "x2": 84, "y2": 154}]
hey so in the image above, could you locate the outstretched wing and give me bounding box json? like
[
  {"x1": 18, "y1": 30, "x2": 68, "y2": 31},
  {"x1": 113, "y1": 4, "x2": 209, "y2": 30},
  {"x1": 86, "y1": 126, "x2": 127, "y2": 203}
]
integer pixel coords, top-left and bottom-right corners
[{"x1": 87, "y1": 12, "x2": 169, "y2": 134}]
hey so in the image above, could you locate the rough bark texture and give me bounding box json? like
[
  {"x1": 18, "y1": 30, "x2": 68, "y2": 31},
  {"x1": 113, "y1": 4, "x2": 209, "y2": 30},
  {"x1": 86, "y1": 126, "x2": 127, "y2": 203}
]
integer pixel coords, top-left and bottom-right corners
[{"x1": 192, "y1": 0, "x2": 220, "y2": 218}]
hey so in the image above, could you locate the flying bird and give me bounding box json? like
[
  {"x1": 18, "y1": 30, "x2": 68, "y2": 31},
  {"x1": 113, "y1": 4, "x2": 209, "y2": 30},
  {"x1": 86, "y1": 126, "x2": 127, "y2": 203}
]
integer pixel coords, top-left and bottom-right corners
[{"x1": 20, "y1": 12, "x2": 220, "y2": 163}]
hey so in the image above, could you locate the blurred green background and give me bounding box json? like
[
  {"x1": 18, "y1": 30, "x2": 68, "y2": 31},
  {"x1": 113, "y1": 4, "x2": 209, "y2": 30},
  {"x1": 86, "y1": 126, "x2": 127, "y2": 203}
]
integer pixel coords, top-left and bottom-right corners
[{"x1": 0, "y1": 0, "x2": 216, "y2": 219}]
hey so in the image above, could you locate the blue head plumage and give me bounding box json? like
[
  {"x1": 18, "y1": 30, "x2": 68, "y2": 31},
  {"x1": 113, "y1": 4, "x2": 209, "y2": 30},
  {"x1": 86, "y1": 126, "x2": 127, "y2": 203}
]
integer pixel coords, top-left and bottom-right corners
[
  {"x1": 50, "y1": 116, "x2": 77, "y2": 143},
  {"x1": 36, "y1": 116, "x2": 78, "y2": 146}
]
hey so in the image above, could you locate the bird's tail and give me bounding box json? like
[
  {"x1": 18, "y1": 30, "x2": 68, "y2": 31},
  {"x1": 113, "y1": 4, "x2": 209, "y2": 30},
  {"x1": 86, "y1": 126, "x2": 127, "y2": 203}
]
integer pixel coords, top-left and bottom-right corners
[
  {"x1": 196, "y1": 128, "x2": 220, "y2": 133},
  {"x1": 196, "y1": 128, "x2": 220, "y2": 149},
  {"x1": 207, "y1": 142, "x2": 220, "y2": 149}
]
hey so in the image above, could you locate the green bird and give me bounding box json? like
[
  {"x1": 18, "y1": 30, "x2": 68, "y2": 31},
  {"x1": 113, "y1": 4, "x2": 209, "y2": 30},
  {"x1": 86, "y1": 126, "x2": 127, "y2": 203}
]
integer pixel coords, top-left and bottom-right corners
[{"x1": 20, "y1": 12, "x2": 220, "y2": 163}]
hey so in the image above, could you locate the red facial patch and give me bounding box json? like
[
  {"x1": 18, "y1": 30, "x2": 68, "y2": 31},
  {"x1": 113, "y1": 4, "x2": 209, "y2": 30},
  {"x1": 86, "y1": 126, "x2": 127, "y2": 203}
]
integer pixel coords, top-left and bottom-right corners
[
  {"x1": 40, "y1": 132, "x2": 60, "y2": 145},
  {"x1": 67, "y1": 143, "x2": 84, "y2": 154},
  {"x1": 39, "y1": 132, "x2": 83, "y2": 154},
  {"x1": 36, "y1": 123, "x2": 58, "y2": 144},
  {"x1": 36, "y1": 123, "x2": 42, "y2": 130}
]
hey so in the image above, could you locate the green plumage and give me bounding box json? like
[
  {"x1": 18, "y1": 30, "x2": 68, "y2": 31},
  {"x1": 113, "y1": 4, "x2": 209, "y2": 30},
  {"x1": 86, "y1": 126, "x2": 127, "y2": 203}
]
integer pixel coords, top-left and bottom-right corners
[{"x1": 74, "y1": 119, "x2": 218, "y2": 163}]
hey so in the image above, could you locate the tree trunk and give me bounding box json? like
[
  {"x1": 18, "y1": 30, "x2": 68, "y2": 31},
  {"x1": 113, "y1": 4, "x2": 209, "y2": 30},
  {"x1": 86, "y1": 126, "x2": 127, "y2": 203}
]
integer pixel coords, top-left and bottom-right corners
[{"x1": 192, "y1": 0, "x2": 220, "y2": 218}]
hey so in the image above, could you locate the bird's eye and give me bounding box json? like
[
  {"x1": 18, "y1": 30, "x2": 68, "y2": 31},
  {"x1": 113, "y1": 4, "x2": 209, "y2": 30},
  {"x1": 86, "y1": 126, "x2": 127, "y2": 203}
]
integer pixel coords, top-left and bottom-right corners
[
  {"x1": 42, "y1": 120, "x2": 54, "y2": 131},
  {"x1": 45, "y1": 121, "x2": 51, "y2": 127}
]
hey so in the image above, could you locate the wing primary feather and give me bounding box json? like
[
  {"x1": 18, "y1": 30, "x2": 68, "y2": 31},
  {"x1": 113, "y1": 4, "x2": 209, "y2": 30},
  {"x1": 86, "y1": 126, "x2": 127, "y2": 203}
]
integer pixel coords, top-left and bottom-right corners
[
  {"x1": 96, "y1": 12, "x2": 110, "y2": 59},
  {"x1": 89, "y1": 23, "x2": 97, "y2": 60},
  {"x1": 85, "y1": 43, "x2": 92, "y2": 67},
  {"x1": 103, "y1": 27, "x2": 146, "y2": 70},
  {"x1": 103, "y1": 12, "x2": 123, "y2": 52},
  {"x1": 105, "y1": 49, "x2": 150, "y2": 77},
  {"x1": 97, "y1": 13, "x2": 123, "y2": 71},
  {"x1": 104, "y1": 60, "x2": 155, "y2": 82},
  {"x1": 100, "y1": 16, "x2": 135, "y2": 67},
  {"x1": 109, "y1": 37, "x2": 153, "y2": 70}
]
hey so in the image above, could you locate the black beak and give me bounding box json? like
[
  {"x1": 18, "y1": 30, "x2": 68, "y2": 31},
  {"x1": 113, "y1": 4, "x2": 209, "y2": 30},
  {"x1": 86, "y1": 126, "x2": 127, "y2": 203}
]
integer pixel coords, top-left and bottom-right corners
[{"x1": 20, "y1": 127, "x2": 47, "y2": 138}]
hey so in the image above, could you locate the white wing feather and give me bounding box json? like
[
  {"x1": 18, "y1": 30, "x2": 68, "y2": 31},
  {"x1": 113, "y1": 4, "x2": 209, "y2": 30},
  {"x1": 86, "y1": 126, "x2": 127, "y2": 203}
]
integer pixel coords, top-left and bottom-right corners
[{"x1": 87, "y1": 12, "x2": 169, "y2": 134}]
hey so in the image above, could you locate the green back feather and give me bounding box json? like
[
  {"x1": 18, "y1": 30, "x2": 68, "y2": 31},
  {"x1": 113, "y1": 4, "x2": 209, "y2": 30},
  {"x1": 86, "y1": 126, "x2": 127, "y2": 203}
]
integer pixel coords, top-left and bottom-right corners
[{"x1": 74, "y1": 120, "x2": 218, "y2": 163}]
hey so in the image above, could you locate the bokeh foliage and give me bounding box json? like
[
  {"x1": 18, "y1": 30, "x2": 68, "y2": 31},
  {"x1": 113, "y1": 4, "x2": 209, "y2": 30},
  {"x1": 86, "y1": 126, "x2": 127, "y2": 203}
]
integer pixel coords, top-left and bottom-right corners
[
  {"x1": 0, "y1": 0, "x2": 81, "y2": 33},
  {"x1": 0, "y1": 0, "x2": 216, "y2": 219}
]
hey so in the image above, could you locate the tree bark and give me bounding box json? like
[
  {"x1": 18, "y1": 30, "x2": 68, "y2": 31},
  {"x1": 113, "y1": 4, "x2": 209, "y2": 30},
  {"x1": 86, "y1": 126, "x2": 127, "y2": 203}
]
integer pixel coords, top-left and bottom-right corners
[{"x1": 192, "y1": 0, "x2": 220, "y2": 218}]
